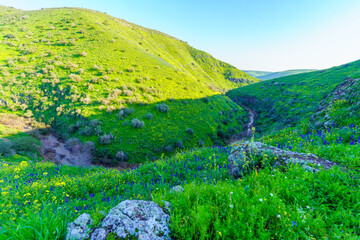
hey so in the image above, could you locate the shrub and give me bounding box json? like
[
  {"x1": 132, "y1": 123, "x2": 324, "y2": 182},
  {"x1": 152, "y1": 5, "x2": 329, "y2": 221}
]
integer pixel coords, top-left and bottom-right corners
[
  {"x1": 99, "y1": 133, "x2": 114, "y2": 144},
  {"x1": 117, "y1": 108, "x2": 134, "y2": 120},
  {"x1": 95, "y1": 148, "x2": 112, "y2": 160},
  {"x1": 146, "y1": 113, "x2": 153, "y2": 120},
  {"x1": 131, "y1": 118, "x2": 145, "y2": 128},
  {"x1": 164, "y1": 145, "x2": 174, "y2": 152},
  {"x1": 5, "y1": 33, "x2": 16, "y2": 39},
  {"x1": 79, "y1": 51, "x2": 87, "y2": 57},
  {"x1": 0, "y1": 139, "x2": 14, "y2": 156},
  {"x1": 12, "y1": 137, "x2": 40, "y2": 153},
  {"x1": 185, "y1": 128, "x2": 194, "y2": 135},
  {"x1": 89, "y1": 119, "x2": 102, "y2": 127},
  {"x1": 94, "y1": 126, "x2": 103, "y2": 136},
  {"x1": 123, "y1": 90, "x2": 133, "y2": 96},
  {"x1": 156, "y1": 103, "x2": 170, "y2": 113},
  {"x1": 175, "y1": 140, "x2": 184, "y2": 149},
  {"x1": 79, "y1": 126, "x2": 94, "y2": 136},
  {"x1": 115, "y1": 150, "x2": 128, "y2": 161}
]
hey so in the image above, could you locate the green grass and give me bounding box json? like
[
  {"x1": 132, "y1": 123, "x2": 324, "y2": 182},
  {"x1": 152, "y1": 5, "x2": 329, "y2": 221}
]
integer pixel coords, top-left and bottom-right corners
[
  {"x1": 227, "y1": 59, "x2": 360, "y2": 135},
  {"x1": 0, "y1": 6, "x2": 259, "y2": 163},
  {"x1": 1, "y1": 130, "x2": 359, "y2": 239}
]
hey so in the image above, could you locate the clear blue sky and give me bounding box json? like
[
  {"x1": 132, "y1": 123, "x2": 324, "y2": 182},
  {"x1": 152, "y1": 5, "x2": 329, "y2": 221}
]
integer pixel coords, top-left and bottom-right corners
[{"x1": 2, "y1": 0, "x2": 360, "y2": 71}]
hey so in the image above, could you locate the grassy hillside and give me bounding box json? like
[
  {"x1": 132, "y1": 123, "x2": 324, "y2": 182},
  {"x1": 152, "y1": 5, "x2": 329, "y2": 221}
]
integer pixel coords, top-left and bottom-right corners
[
  {"x1": 244, "y1": 69, "x2": 316, "y2": 80},
  {"x1": 228, "y1": 60, "x2": 360, "y2": 134},
  {"x1": 0, "y1": 122, "x2": 359, "y2": 239},
  {"x1": 0, "y1": 6, "x2": 259, "y2": 163}
]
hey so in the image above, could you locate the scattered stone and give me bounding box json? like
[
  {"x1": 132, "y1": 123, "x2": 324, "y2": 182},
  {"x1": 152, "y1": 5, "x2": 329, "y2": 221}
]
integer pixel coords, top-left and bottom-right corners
[{"x1": 228, "y1": 141, "x2": 338, "y2": 179}]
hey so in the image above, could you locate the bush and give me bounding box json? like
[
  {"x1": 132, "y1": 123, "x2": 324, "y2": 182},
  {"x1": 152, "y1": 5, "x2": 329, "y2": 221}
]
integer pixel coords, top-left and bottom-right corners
[
  {"x1": 185, "y1": 128, "x2": 194, "y2": 135},
  {"x1": 12, "y1": 137, "x2": 40, "y2": 153},
  {"x1": 79, "y1": 51, "x2": 87, "y2": 57},
  {"x1": 79, "y1": 126, "x2": 94, "y2": 136},
  {"x1": 89, "y1": 119, "x2": 102, "y2": 127},
  {"x1": 156, "y1": 103, "x2": 170, "y2": 113},
  {"x1": 175, "y1": 140, "x2": 184, "y2": 149},
  {"x1": 164, "y1": 145, "x2": 174, "y2": 152},
  {"x1": 127, "y1": 67, "x2": 135, "y2": 72},
  {"x1": 115, "y1": 150, "x2": 128, "y2": 161},
  {"x1": 146, "y1": 113, "x2": 153, "y2": 120},
  {"x1": 99, "y1": 133, "x2": 114, "y2": 144},
  {"x1": 0, "y1": 139, "x2": 14, "y2": 156},
  {"x1": 117, "y1": 108, "x2": 134, "y2": 120},
  {"x1": 95, "y1": 148, "x2": 112, "y2": 160},
  {"x1": 123, "y1": 90, "x2": 133, "y2": 96},
  {"x1": 131, "y1": 118, "x2": 145, "y2": 128}
]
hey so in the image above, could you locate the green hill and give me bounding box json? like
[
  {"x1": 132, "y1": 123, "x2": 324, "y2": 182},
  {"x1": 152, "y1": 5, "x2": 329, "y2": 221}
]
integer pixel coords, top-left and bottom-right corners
[
  {"x1": 0, "y1": 6, "x2": 259, "y2": 163},
  {"x1": 228, "y1": 60, "x2": 360, "y2": 134},
  {"x1": 244, "y1": 69, "x2": 317, "y2": 80},
  {"x1": 242, "y1": 70, "x2": 272, "y2": 78}
]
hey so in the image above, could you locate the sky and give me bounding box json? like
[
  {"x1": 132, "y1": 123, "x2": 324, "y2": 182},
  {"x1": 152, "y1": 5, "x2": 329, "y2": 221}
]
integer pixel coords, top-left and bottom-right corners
[{"x1": 2, "y1": 0, "x2": 360, "y2": 71}]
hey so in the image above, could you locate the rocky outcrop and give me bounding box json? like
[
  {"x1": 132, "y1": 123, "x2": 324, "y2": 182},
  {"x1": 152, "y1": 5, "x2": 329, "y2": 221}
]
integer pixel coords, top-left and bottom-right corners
[
  {"x1": 310, "y1": 77, "x2": 360, "y2": 128},
  {"x1": 66, "y1": 200, "x2": 171, "y2": 240},
  {"x1": 228, "y1": 141, "x2": 337, "y2": 178}
]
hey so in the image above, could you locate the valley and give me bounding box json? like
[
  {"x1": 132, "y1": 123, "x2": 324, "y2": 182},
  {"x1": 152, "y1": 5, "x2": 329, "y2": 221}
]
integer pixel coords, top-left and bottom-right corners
[{"x1": 0, "y1": 5, "x2": 359, "y2": 240}]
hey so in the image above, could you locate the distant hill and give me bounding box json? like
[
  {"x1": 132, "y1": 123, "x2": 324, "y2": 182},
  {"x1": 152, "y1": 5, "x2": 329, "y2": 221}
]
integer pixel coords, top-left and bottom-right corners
[
  {"x1": 0, "y1": 6, "x2": 259, "y2": 163},
  {"x1": 244, "y1": 69, "x2": 317, "y2": 80},
  {"x1": 228, "y1": 60, "x2": 360, "y2": 134},
  {"x1": 242, "y1": 70, "x2": 272, "y2": 78}
]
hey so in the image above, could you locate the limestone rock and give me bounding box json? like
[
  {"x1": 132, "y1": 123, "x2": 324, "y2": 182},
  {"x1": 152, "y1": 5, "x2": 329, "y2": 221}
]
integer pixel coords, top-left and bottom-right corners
[
  {"x1": 66, "y1": 200, "x2": 172, "y2": 240},
  {"x1": 95, "y1": 200, "x2": 171, "y2": 240},
  {"x1": 228, "y1": 141, "x2": 337, "y2": 179},
  {"x1": 66, "y1": 213, "x2": 93, "y2": 240}
]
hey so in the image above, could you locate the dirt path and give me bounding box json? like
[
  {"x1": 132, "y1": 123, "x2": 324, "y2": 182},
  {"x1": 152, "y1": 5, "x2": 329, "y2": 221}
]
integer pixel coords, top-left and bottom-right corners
[
  {"x1": 228, "y1": 104, "x2": 256, "y2": 144},
  {"x1": 243, "y1": 105, "x2": 255, "y2": 137}
]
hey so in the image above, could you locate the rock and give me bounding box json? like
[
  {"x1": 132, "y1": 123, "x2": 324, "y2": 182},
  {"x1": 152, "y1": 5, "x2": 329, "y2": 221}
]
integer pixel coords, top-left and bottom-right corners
[
  {"x1": 170, "y1": 185, "x2": 184, "y2": 193},
  {"x1": 66, "y1": 213, "x2": 93, "y2": 240},
  {"x1": 228, "y1": 141, "x2": 337, "y2": 179},
  {"x1": 66, "y1": 200, "x2": 171, "y2": 240}
]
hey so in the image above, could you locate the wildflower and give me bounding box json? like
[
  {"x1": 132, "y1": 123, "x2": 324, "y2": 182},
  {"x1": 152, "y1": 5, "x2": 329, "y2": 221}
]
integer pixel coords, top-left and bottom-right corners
[
  {"x1": 219, "y1": 232, "x2": 222, "y2": 237},
  {"x1": 2, "y1": 163, "x2": 9, "y2": 167},
  {"x1": 270, "y1": 193, "x2": 274, "y2": 196},
  {"x1": 43, "y1": 172, "x2": 48, "y2": 176},
  {"x1": 259, "y1": 198, "x2": 263, "y2": 202},
  {"x1": 291, "y1": 221, "x2": 297, "y2": 227},
  {"x1": 14, "y1": 175, "x2": 19, "y2": 179},
  {"x1": 277, "y1": 214, "x2": 281, "y2": 218}
]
